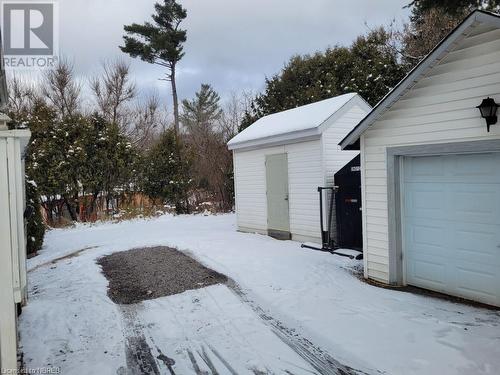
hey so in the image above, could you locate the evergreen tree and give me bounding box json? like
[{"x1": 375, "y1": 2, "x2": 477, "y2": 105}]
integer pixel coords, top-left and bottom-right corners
[
  {"x1": 242, "y1": 28, "x2": 406, "y2": 130},
  {"x1": 181, "y1": 84, "x2": 233, "y2": 209},
  {"x1": 79, "y1": 114, "x2": 137, "y2": 218},
  {"x1": 24, "y1": 102, "x2": 82, "y2": 223},
  {"x1": 25, "y1": 179, "x2": 45, "y2": 255},
  {"x1": 23, "y1": 101, "x2": 137, "y2": 223},
  {"x1": 121, "y1": 0, "x2": 187, "y2": 136},
  {"x1": 181, "y1": 84, "x2": 222, "y2": 135},
  {"x1": 141, "y1": 129, "x2": 192, "y2": 213}
]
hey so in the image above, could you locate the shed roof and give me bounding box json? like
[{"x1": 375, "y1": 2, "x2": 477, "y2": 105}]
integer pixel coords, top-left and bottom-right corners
[
  {"x1": 228, "y1": 93, "x2": 369, "y2": 151},
  {"x1": 339, "y1": 10, "x2": 500, "y2": 150}
]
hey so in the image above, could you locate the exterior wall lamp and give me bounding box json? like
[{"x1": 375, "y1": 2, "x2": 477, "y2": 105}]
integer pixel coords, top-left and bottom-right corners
[{"x1": 476, "y1": 97, "x2": 499, "y2": 132}]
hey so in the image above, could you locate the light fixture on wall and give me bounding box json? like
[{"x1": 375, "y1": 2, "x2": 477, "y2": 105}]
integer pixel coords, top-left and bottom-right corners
[{"x1": 476, "y1": 97, "x2": 499, "y2": 132}]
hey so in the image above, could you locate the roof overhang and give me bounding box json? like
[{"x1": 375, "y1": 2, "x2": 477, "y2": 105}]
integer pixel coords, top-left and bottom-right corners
[
  {"x1": 339, "y1": 10, "x2": 500, "y2": 150},
  {"x1": 228, "y1": 127, "x2": 322, "y2": 151}
]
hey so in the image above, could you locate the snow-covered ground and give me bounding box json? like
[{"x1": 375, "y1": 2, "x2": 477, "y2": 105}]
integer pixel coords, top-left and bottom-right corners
[{"x1": 20, "y1": 214, "x2": 500, "y2": 374}]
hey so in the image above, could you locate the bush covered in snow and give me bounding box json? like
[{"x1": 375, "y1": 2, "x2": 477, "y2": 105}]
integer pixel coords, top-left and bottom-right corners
[{"x1": 25, "y1": 178, "x2": 45, "y2": 255}]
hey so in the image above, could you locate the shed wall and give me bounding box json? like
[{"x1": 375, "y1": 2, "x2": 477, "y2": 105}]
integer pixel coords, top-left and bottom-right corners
[
  {"x1": 322, "y1": 105, "x2": 365, "y2": 186},
  {"x1": 233, "y1": 140, "x2": 323, "y2": 243},
  {"x1": 321, "y1": 105, "x2": 365, "y2": 241}
]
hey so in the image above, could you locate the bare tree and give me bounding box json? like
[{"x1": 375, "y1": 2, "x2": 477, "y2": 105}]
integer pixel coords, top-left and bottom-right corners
[
  {"x1": 128, "y1": 93, "x2": 168, "y2": 148},
  {"x1": 400, "y1": 8, "x2": 464, "y2": 64},
  {"x1": 42, "y1": 60, "x2": 81, "y2": 117},
  {"x1": 90, "y1": 60, "x2": 136, "y2": 130},
  {"x1": 375, "y1": 8, "x2": 465, "y2": 67},
  {"x1": 219, "y1": 90, "x2": 253, "y2": 142},
  {"x1": 181, "y1": 86, "x2": 253, "y2": 211},
  {"x1": 7, "y1": 75, "x2": 39, "y2": 121}
]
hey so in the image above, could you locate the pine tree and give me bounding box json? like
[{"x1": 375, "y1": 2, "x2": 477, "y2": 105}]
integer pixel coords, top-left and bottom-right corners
[
  {"x1": 181, "y1": 84, "x2": 222, "y2": 135},
  {"x1": 79, "y1": 114, "x2": 137, "y2": 218},
  {"x1": 121, "y1": 0, "x2": 187, "y2": 136},
  {"x1": 25, "y1": 179, "x2": 45, "y2": 255},
  {"x1": 242, "y1": 28, "x2": 406, "y2": 130},
  {"x1": 24, "y1": 102, "x2": 82, "y2": 224},
  {"x1": 181, "y1": 84, "x2": 233, "y2": 209}
]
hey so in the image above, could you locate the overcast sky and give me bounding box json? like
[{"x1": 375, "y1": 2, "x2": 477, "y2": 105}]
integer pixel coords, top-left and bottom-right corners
[{"x1": 56, "y1": 0, "x2": 410, "y2": 107}]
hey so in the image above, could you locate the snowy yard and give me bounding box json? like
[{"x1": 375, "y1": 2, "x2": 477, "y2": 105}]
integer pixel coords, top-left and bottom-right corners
[{"x1": 20, "y1": 214, "x2": 500, "y2": 375}]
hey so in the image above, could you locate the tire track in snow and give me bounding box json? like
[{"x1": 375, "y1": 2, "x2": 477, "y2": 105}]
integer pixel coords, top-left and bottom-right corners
[
  {"x1": 28, "y1": 246, "x2": 100, "y2": 272},
  {"x1": 119, "y1": 305, "x2": 163, "y2": 375},
  {"x1": 225, "y1": 279, "x2": 370, "y2": 375},
  {"x1": 119, "y1": 299, "x2": 239, "y2": 375}
]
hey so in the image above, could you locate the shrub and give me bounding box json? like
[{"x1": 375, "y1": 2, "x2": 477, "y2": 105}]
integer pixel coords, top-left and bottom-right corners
[{"x1": 25, "y1": 179, "x2": 45, "y2": 255}]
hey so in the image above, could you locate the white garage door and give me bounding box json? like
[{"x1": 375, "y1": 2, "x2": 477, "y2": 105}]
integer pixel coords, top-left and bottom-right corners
[{"x1": 403, "y1": 153, "x2": 500, "y2": 306}]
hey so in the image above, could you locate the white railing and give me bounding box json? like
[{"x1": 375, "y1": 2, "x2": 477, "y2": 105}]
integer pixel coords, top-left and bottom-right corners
[{"x1": 0, "y1": 126, "x2": 31, "y2": 372}]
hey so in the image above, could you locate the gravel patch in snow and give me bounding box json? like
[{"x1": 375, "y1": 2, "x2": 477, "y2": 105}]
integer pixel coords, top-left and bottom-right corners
[{"x1": 97, "y1": 246, "x2": 227, "y2": 304}]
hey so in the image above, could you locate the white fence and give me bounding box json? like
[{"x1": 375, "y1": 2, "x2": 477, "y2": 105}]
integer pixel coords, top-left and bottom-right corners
[{"x1": 0, "y1": 125, "x2": 31, "y2": 371}]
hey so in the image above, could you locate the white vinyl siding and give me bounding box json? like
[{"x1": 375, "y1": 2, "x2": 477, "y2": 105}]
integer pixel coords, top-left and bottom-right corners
[
  {"x1": 287, "y1": 141, "x2": 323, "y2": 241},
  {"x1": 234, "y1": 140, "x2": 323, "y2": 242},
  {"x1": 322, "y1": 105, "x2": 364, "y2": 185},
  {"x1": 362, "y1": 27, "x2": 500, "y2": 283},
  {"x1": 233, "y1": 145, "x2": 282, "y2": 234},
  {"x1": 0, "y1": 129, "x2": 30, "y2": 371},
  {"x1": 0, "y1": 138, "x2": 17, "y2": 371}
]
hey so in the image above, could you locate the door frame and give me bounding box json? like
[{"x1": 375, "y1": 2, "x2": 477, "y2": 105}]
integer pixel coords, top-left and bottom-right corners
[{"x1": 386, "y1": 139, "x2": 500, "y2": 286}]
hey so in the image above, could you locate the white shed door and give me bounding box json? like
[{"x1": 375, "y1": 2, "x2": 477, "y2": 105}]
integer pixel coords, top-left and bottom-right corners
[
  {"x1": 266, "y1": 154, "x2": 290, "y2": 238},
  {"x1": 403, "y1": 153, "x2": 500, "y2": 306}
]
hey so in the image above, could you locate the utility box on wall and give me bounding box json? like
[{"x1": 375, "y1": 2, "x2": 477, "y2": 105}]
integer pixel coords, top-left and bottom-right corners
[{"x1": 0, "y1": 120, "x2": 31, "y2": 371}]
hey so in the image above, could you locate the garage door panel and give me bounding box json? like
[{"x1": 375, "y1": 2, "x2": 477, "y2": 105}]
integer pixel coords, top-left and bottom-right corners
[
  {"x1": 450, "y1": 153, "x2": 499, "y2": 179},
  {"x1": 403, "y1": 153, "x2": 500, "y2": 307},
  {"x1": 451, "y1": 186, "x2": 499, "y2": 224},
  {"x1": 405, "y1": 153, "x2": 500, "y2": 183},
  {"x1": 404, "y1": 185, "x2": 447, "y2": 220},
  {"x1": 406, "y1": 155, "x2": 445, "y2": 179},
  {"x1": 407, "y1": 258, "x2": 447, "y2": 288},
  {"x1": 455, "y1": 266, "x2": 498, "y2": 300},
  {"x1": 407, "y1": 221, "x2": 447, "y2": 252},
  {"x1": 454, "y1": 225, "x2": 499, "y2": 260}
]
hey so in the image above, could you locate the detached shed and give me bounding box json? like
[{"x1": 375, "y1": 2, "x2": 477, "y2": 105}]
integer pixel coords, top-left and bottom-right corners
[
  {"x1": 340, "y1": 10, "x2": 500, "y2": 307},
  {"x1": 228, "y1": 93, "x2": 371, "y2": 243}
]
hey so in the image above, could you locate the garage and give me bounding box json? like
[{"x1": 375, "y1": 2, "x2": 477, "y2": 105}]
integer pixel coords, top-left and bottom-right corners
[
  {"x1": 339, "y1": 10, "x2": 500, "y2": 306},
  {"x1": 403, "y1": 153, "x2": 500, "y2": 306}
]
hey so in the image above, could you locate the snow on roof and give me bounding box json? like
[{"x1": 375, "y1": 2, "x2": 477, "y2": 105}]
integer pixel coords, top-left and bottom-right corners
[{"x1": 228, "y1": 93, "x2": 358, "y2": 150}]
